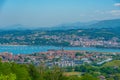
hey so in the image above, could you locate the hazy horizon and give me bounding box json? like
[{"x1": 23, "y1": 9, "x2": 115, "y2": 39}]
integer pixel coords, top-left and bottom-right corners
[{"x1": 0, "y1": 0, "x2": 120, "y2": 28}]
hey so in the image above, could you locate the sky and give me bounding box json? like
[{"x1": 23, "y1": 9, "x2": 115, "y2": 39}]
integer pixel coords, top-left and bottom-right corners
[{"x1": 0, "y1": 0, "x2": 120, "y2": 27}]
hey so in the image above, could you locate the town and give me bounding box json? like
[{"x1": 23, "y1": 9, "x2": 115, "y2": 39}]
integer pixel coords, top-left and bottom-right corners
[
  {"x1": 0, "y1": 28, "x2": 120, "y2": 49},
  {"x1": 1, "y1": 49, "x2": 119, "y2": 68}
]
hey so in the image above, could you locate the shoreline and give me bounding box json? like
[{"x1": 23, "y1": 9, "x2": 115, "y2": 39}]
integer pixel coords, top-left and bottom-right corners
[{"x1": 0, "y1": 44, "x2": 120, "y2": 49}]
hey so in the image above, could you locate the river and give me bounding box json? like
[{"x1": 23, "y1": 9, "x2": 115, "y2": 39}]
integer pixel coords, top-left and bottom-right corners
[{"x1": 0, "y1": 45, "x2": 120, "y2": 54}]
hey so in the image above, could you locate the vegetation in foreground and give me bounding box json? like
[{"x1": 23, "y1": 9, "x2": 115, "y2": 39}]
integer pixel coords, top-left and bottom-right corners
[
  {"x1": 1, "y1": 59, "x2": 120, "y2": 80},
  {"x1": 0, "y1": 58, "x2": 98, "y2": 80}
]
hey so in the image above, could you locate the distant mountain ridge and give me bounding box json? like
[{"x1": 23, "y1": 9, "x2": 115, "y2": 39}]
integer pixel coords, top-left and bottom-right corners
[
  {"x1": 0, "y1": 24, "x2": 29, "y2": 30},
  {"x1": 88, "y1": 19, "x2": 120, "y2": 29},
  {"x1": 53, "y1": 19, "x2": 120, "y2": 30},
  {"x1": 0, "y1": 19, "x2": 120, "y2": 30}
]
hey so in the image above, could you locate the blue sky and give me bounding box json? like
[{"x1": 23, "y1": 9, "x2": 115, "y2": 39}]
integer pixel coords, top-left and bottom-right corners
[{"x1": 0, "y1": 0, "x2": 120, "y2": 27}]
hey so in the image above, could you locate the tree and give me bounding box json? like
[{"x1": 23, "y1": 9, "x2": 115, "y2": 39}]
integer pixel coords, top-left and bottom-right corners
[
  {"x1": 0, "y1": 62, "x2": 12, "y2": 75},
  {"x1": 114, "y1": 74, "x2": 120, "y2": 80},
  {"x1": 0, "y1": 58, "x2": 2, "y2": 62},
  {"x1": 27, "y1": 64, "x2": 40, "y2": 80},
  {"x1": 11, "y1": 63, "x2": 30, "y2": 80},
  {"x1": 0, "y1": 73, "x2": 16, "y2": 80},
  {"x1": 75, "y1": 52, "x2": 83, "y2": 57},
  {"x1": 45, "y1": 66, "x2": 65, "y2": 80}
]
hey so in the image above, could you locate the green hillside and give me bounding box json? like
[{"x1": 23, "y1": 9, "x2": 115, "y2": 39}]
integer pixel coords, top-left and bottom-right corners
[{"x1": 103, "y1": 60, "x2": 120, "y2": 67}]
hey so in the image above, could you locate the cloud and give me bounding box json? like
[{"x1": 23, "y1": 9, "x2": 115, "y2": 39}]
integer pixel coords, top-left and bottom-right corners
[
  {"x1": 110, "y1": 10, "x2": 120, "y2": 16},
  {"x1": 114, "y1": 3, "x2": 120, "y2": 7},
  {"x1": 95, "y1": 10, "x2": 120, "y2": 16}
]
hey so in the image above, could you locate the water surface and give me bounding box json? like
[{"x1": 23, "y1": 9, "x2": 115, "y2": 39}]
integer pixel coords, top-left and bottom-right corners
[{"x1": 0, "y1": 45, "x2": 120, "y2": 54}]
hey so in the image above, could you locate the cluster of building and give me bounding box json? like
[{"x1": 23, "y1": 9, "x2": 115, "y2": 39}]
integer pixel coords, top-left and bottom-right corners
[
  {"x1": 40, "y1": 34, "x2": 120, "y2": 48},
  {"x1": 0, "y1": 31, "x2": 120, "y2": 48},
  {"x1": 0, "y1": 49, "x2": 119, "y2": 67}
]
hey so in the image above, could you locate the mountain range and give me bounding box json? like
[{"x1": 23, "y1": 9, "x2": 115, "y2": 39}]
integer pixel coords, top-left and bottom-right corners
[{"x1": 0, "y1": 19, "x2": 120, "y2": 30}]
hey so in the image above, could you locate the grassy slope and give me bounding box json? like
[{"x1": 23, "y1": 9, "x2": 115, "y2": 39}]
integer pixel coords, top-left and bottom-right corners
[{"x1": 103, "y1": 60, "x2": 120, "y2": 67}]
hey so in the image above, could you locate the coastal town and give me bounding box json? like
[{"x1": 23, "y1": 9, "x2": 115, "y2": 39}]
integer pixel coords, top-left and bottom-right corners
[
  {"x1": 0, "y1": 49, "x2": 119, "y2": 67},
  {"x1": 0, "y1": 29, "x2": 120, "y2": 49}
]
